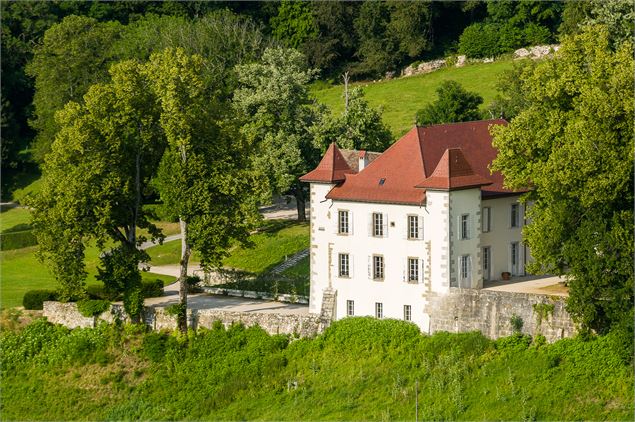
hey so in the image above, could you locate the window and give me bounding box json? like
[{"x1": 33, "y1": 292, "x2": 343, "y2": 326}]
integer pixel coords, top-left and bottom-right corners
[
  {"x1": 372, "y1": 212, "x2": 384, "y2": 237},
  {"x1": 482, "y1": 207, "x2": 491, "y2": 232},
  {"x1": 373, "y1": 255, "x2": 384, "y2": 280},
  {"x1": 460, "y1": 214, "x2": 469, "y2": 240},
  {"x1": 460, "y1": 255, "x2": 471, "y2": 285},
  {"x1": 408, "y1": 215, "x2": 421, "y2": 239},
  {"x1": 375, "y1": 302, "x2": 383, "y2": 319},
  {"x1": 338, "y1": 210, "x2": 349, "y2": 234},
  {"x1": 511, "y1": 204, "x2": 519, "y2": 228},
  {"x1": 511, "y1": 242, "x2": 519, "y2": 275},
  {"x1": 482, "y1": 247, "x2": 491, "y2": 281},
  {"x1": 338, "y1": 253, "x2": 350, "y2": 277},
  {"x1": 403, "y1": 305, "x2": 412, "y2": 321},
  {"x1": 408, "y1": 258, "x2": 419, "y2": 282},
  {"x1": 346, "y1": 300, "x2": 354, "y2": 316}
]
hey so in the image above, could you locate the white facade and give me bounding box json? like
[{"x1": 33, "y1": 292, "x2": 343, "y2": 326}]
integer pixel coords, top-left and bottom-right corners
[{"x1": 309, "y1": 183, "x2": 526, "y2": 333}]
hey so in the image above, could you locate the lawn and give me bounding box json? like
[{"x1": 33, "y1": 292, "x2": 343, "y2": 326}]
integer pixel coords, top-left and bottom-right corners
[
  {"x1": 0, "y1": 244, "x2": 175, "y2": 309},
  {"x1": 0, "y1": 206, "x2": 32, "y2": 233},
  {"x1": 146, "y1": 220, "x2": 310, "y2": 274},
  {"x1": 312, "y1": 59, "x2": 514, "y2": 138},
  {"x1": 281, "y1": 255, "x2": 309, "y2": 279}
]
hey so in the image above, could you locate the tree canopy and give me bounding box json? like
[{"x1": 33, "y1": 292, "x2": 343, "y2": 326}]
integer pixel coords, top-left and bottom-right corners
[
  {"x1": 416, "y1": 80, "x2": 483, "y2": 126},
  {"x1": 490, "y1": 25, "x2": 634, "y2": 334}
]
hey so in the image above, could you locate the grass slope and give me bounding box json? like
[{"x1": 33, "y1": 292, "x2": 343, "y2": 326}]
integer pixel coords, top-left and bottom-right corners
[
  {"x1": 312, "y1": 60, "x2": 513, "y2": 137},
  {"x1": 146, "y1": 220, "x2": 310, "y2": 274},
  {"x1": 0, "y1": 206, "x2": 32, "y2": 233},
  {"x1": 1, "y1": 317, "x2": 632, "y2": 420}
]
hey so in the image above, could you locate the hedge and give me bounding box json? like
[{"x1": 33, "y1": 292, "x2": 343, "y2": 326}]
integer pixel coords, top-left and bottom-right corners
[
  {"x1": 0, "y1": 230, "x2": 37, "y2": 251},
  {"x1": 23, "y1": 289, "x2": 58, "y2": 310},
  {"x1": 86, "y1": 279, "x2": 164, "y2": 301}
]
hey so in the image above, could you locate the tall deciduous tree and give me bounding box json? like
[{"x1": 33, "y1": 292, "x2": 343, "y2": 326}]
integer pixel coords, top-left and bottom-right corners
[
  {"x1": 416, "y1": 80, "x2": 483, "y2": 126},
  {"x1": 313, "y1": 87, "x2": 393, "y2": 152},
  {"x1": 26, "y1": 15, "x2": 123, "y2": 161},
  {"x1": 32, "y1": 60, "x2": 164, "y2": 316},
  {"x1": 490, "y1": 26, "x2": 634, "y2": 334},
  {"x1": 234, "y1": 47, "x2": 320, "y2": 221},
  {"x1": 148, "y1": 48, "x2": 259, "y2": 332}
]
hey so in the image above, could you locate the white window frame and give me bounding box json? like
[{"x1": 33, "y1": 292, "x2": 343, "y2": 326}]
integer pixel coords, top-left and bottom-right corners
[
  {"x1": 511, "y1": 204, "x2": 520, "y2": 228},
  {"x1": 407, "y1": 215, "x2": 421, "y2": 239},
  {"x1": 372, "y1": 212, "x2": 384, "y2": 237},
  {"x1": 460, "y1": 254, "x2": 471, "y2": 286},
  {"x1": 460, "y1": 214, "x2": 470, "y2": 240},
  {"x1": 510, "y1": 241, "x2": 519, "y2": 275},
  {"x1": 338, "y1": 210, "x2": 349, "y2": 234},
  {"x1": 372, "y1": 255, "x2": 384, "y2": 280},
  {"x1": 403, "y1": 305, "x2": 412, "y2": 321},
  {"x1": 346, "y1": 300, "x2": 354, "y2": 316},
  {"x1": 482, "y1": 207, "x2": 491, "y2": 233},
  {"x1": 375, "y1": 302, "x2": 383, "y2": 319},
  {"x1": 408, "y1": 257, "x2": 419, "y2": 282},
  {"x1": 482, "y1": 246, "x2": 491, "y2": 281},
  {"x1": 338, "y1": 253, "x2": 350, "y2": 277}
]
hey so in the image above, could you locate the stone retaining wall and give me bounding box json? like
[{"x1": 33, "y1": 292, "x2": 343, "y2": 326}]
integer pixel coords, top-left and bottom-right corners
[
  {"x1": 202, "y1": 286, "x2": 309, "y2": 305},
  {"x1": 43, "y1": 301, "x2": 321, "y2": 338},
  {"x1": 426, "y1": 288, "x2": 576, "y2": 342}
]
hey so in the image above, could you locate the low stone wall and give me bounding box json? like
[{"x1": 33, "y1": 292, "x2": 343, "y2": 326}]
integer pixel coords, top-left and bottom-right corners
[
  {"x1": 426, "y1": 288, "x2": 576, "y2": 342},
  {"x1": 43, "y1": 301, "x2": 321, "y2": 338},
  {"x1": 202, "y1": 286, "x2": 309, "y2": 305}
]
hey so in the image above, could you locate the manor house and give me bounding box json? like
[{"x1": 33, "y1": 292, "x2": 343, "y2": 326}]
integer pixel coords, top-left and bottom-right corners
[{"x1": 300, "y1": 119, "x2": 529, "y2": 332}]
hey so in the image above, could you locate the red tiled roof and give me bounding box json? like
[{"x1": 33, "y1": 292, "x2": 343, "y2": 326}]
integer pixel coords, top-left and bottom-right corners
[
  {"x1": 299, "y1": 143, "x2": 353, "y2": 183},
  {"x1": 415, "y1": 148, "x2": 492, "y2": 191},
  {"x1": 313, "y1": 119, "x2": 515, "y2": 205},
  {"x1": 340, "y1": 149, "x2": 381, "y2": 173}
]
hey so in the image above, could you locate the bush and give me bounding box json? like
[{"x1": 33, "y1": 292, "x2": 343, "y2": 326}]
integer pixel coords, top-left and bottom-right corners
[
  {"x1": 141, "y1": 279, "x2": 164, "y2": 298},
  {"x1": 142, "y1": 332, "x2": 171, "y2": 363},
  {"x1": 143, "y1": 203, "x2": 178, "y2": 223},
  {"x1": 0, "y1": 230, "x2": 37, "y2": 250},
  {"x1": 186, "y1": 275, "x2": 202, "y2": 293},
  {"x1": 458, "y1": 23, "x2": 503, "y2": 58},
  {"x1": 86, "y1": 284, "x2": 119, "y2": 301},
  {"x1": 22, "y1": 289, "x2": 58, "y2": 310},
  {"x1": 76, "y1": 299, "x2": 111, "y2": 317}
]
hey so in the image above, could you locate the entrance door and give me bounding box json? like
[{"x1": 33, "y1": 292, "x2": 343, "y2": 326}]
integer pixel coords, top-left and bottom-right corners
[
  {"x1": 510, "y1": 242, "x2": 519, "y2": 276},
  {"x1": 482, "y1": 247, "x2": 491, "y2": 281}
]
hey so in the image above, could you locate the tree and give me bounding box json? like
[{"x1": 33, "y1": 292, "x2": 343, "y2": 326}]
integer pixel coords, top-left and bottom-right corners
[
  {"x1": 234, "y1": 47, "x2": 320, "y2": 221},
  {"x1": 490, "y1": 26, "x2": 634, "y2": 334},
  {"x1": 31, "y1": 60, "x2": 164, "y2": 316},
  {"x1": 416, "y1": 81, "x2": 483, "y2": 126},
  {"x1": 147, "y1": 48, "x2": 259, "y2": 332},
  {"x1": 26, "y1": 15, "x2": 123, "y2": 161},
  {"x1": 313, "y1": 87, "x2": 393, "y2": 152},
  {"x1": 270, "y1": 0, "x2": 317, "y2": 49},
  {"x1": 487, "y1": 60, "x2": 537, "y2": 120}
]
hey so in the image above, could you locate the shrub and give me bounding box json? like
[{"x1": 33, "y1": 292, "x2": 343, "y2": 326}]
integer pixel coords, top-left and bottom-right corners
[
  {"x1": 510, "y1": 313, "x2": 524, "y2": 334},
  {"x1": 76, "y1": 299, "x2": 111, "y2": 317},
  {"x1": 458, "y1": 23, "x2": 502, "y2": 58},
  {"x1": 141, "y1": 279, "x2": 164, "y2": 298},
  {"x1": 142, "y1": 332, "x2": 171, "y2": 363},
  {"x1": 0, "y1": 230, "x2": 37, "y2": 250},
  {"x1": 86, "y1": 284, "x2": 119, "y2": 301},
  {"x1": 22, "y1": 289, "x2": 58, "y2": 310}
]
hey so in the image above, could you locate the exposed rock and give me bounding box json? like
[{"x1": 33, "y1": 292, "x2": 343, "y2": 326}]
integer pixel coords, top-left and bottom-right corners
[
  {"x1": 514, "y1": 44, "x2": 560, "y2": 60},
  {"x1": 384, "y1": 71, "x2": 396, "y2": 80},
  {"x1": 455, "y1": 55, "x2": 467, "y2": 67}
]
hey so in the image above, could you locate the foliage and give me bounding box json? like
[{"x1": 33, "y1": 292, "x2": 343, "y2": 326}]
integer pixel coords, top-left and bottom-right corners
[
  {"x1": 234, "y1": 47, "x2": 320, "y2": 220},
  {"x1": 510, "y1": 314, "x2": 524, "y2": 334},
  {"x1": 26, "y1": 15, "x2": 123, "y2": 161},
  {"x1": 2, "y1": 318, "x2": 633, "y2": 420},
  {"x1": 31, "y1": 59, "x2": 164, "y2": 307},
  {"x1": 0, "y1": 229, "x2": 37, "y2": 251},
  {"x1": 141, "y1": 279, "x2": 164, "y2": 299},
  {"x1": 164, "y1": 303, "x2": 187, "y2": 322},
  {"x1": 22, "y1": 289, "x2": 58, "y2": 310},
  {"x1": 487, "y1": 60, "x2": 536, "y2": 120},
  {"x1": 76, "y1": 299, "x2": 111, "y2": 318},
  {"x1": 98, "y1": 246, "x2": 145, "y2": 318},
  {"x1": 270, "y1": 0, "x2": 317, "y2": 49},
  {"x1": 491, "y1": 26, "x2": 634, "y2": 334},
  {"x1": 312, "y1": 88, "x2": 392, "y2": 152},
  {"x1": 584, "y1": 0, "x2": 635, "y2": 46},
  {"x1": 533, "y1": 303, "x2": 555, "y2": 327},
  {"x1": 416, "y1": 80, "x2": 483, "y2": 126}
]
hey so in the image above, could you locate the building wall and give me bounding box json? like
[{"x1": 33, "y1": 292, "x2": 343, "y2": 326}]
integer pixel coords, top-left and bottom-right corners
[
  {"x1": 448, "y1": 188, "x2": 483, "y2": 288},
  {"x1": 309, "y1": 182, "x2": 336, "y2": 315},
  {"x1": 480, "y1": 196, "x2": 525, "y2": 280}
]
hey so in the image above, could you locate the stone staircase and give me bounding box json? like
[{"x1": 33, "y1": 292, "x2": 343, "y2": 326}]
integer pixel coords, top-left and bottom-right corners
[
  {"x1": 319, "y1": 287, "x2": 337, "y2": 330},
  {"x1": 271, "y1": 248, "x2": 309, "y2": 274}
]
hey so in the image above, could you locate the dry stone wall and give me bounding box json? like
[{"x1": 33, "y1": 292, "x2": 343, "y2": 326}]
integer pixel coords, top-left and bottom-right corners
[
  {"x1": 43, "y1": 301, "x2": 322, "y2": 338},
  {"x1": 426, "y1": 288, "x2": 576, "y2": 342}
]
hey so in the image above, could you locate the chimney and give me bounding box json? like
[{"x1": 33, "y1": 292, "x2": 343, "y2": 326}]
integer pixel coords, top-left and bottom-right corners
[{"x1": 358, "y1": 150, "x2": 368, "y2": 171}]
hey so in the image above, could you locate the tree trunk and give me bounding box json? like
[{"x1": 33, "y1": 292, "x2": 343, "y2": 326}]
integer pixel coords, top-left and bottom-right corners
[
  {"x1": 178, "y1": 217, "x2": 190, "y2": 333},
  {"x1": 295, "y1": 190, "x2": 306, "y2": 222}
]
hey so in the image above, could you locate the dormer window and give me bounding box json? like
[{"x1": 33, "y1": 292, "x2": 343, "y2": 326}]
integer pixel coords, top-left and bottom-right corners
[{"x1": 379, "y1": 178, "x2": 386, "y2": 186}]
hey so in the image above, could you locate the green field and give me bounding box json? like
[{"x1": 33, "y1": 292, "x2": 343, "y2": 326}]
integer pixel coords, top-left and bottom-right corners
[
  {"x1": 0, "y1": 206, "x2": 32, "y2": 233},
  {"x1": 1, "y1": 317, "x2": 632, "y2": 420},
  {"x1": 146, "y1": 221, "x2": 310, "y2": 274},
  {"x1": 312, "y1": 60, "x2": 513, "y2": 137}
]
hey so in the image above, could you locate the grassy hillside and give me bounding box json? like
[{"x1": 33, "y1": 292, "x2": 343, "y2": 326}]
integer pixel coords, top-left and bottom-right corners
[
  {"x1": 1, "y1": 317, "x2": 632, "y2": 420},
  {"x1": 312, "y1": 60, "x2": 513, "y2": 138}
]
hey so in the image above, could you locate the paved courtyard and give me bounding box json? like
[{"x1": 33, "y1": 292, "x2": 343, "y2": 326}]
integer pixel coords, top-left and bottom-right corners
[
  {"x1": 483, "y1": 275, "x2": 568, "y2": 297},
  {"x1": 144, "y1": 282, "x2": 310, "y2": 315}
]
